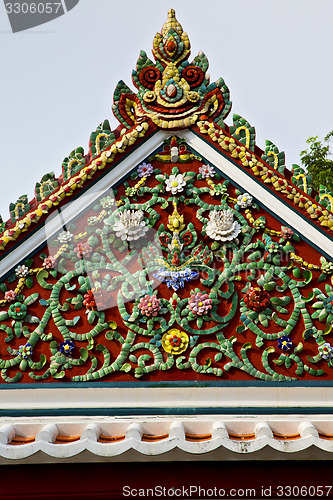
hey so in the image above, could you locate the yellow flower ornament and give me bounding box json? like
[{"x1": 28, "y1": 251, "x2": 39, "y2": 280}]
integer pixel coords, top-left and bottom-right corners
[{"x1": 162, "y1": 329, "x2": 189, "y2": 355}]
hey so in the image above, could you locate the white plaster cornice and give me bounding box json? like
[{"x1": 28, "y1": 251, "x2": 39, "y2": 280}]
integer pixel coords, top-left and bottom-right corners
[{"x1": 0, "y1": 415, "x2": 333, "y2": 463}]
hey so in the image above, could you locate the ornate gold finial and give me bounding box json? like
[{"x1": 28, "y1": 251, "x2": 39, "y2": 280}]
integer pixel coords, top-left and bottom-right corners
[
  {"x1": 153, "y1": 9, "x2": 190, "y2": 66},
  {"x1": 161, "y1": 9, "x2": 183, "y2": 36},
  {"x1": 113, "y1": 9, "x2": 232, "y2": 130}
]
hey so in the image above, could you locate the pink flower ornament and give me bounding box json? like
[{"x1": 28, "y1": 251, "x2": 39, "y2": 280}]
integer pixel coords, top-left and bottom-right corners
[
  {"x1": 74, "y1": 242, "x2": 93, "y2": 259},
  {"x1": 4, "y1": 290, "x2": 16, "y2": 302},
  {"x1": 138, "y1": 295, "x2": 161, "y2": 317},
  {"x1": 188, "y1": 291, "x2": 213, "y2": 316}
]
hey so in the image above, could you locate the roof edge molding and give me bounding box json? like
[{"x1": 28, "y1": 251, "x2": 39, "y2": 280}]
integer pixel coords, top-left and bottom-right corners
[
  {"x1": 2, "y1": 385, "x2": 333, "y2": 413},
  {"x1": 180, "y1": 130, "x2": 333, "y2": 257},
  {"x1": 1, "y1": 415, "x2": 333, "y2": 464}
]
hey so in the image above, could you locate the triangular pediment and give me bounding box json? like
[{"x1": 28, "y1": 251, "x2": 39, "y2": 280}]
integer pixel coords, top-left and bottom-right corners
[{"x1": 0, "y1": 128, "x2": 332, "y2": 390}]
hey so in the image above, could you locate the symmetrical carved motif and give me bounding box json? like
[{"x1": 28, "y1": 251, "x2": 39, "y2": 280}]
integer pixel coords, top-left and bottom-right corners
[
  {"x1": 113, "y1": 9, "x2": 231, "y2": 130},
  {"x1": 0, "y1": 11, "x2": 332, "y2": 386},
  {"x1": 0, "y1": 145, "x2": 332, "y2": 383}
]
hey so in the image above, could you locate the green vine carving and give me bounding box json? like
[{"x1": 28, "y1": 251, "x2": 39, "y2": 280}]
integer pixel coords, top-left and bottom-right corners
[{"x1": 0, "y1": 144, "x2": 332, "y2": 383}]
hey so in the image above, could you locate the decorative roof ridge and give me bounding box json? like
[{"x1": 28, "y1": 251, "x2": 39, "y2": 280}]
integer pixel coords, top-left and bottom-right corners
[
  {"x1": 194, "y1": 116, "x2": 333, "y2": 235},
  {"x1": 0, "y1": 122, "x2": 126, "y2": 233},
  {"x1": 209, "y1": 116, "x2": 333, "y2": 215},
  {"x1": 2, "y1": 8, "x2": 333, "y2": 254},
  {"x1": 0, "y1": 120, "x2": 154, "y2": 254}
]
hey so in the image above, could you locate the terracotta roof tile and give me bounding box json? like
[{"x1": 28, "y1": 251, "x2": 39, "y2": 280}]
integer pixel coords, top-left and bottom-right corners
[
  {"x1": 185, "y1": 433, "x2": 212, "y2": 442},
  {"x1": 54, "y1": 435, "x2": 80, "y2": 444},
  {"x1": 98, "y1": 434, "x2": 125, "y2": 443},
  {"x1": 10, "y1": 435, "x2": 35, "y2": 445}
]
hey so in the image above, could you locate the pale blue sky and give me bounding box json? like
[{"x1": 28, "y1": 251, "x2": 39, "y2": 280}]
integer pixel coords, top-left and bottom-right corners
[{"x1": 1, "y1": 0, "x2": 333, "y2": 222}]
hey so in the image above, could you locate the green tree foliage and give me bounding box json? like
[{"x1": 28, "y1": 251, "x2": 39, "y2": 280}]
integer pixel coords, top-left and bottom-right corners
[{"x1": 300, "y1": 131, "x2": 333, "y2": 191}]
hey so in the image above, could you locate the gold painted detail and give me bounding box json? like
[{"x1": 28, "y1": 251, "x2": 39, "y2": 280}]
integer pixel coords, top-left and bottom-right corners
[
  {"x1": 167, "y1": 202, "x2": 185, "y2": 233},
  {"x1": 235, "y1": 126, "x2": 251, "y2": 149}
]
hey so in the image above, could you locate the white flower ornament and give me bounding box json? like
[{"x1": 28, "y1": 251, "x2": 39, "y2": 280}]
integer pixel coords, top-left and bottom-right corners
[
  {"x1": 113, "y1": 209, "x2": 149, "y2": 242},
  {"x1": 199, "y1": 164, "x2": 215, "y2": 178},
  {"x1": 237, "y1": 193, "x2": 253, "y2": 208},
  {"x1": 58, "y1": 230, "x2": 73, "y2": 243},
  {"x1": 15, "y1": 265, "x2": 29, "y2": 278},
  {"x1": 165, "y1": 174, "x2": 186, "y2": 195},
  {"x1": 206, "y1": 210, "x2": 241, "y2": 242}
]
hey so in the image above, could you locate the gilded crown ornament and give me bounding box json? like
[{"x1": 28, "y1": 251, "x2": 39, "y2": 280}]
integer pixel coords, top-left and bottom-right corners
[{"x1": 112, "y1": 9, "x2": 231, "y2": 130}]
